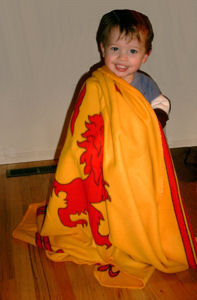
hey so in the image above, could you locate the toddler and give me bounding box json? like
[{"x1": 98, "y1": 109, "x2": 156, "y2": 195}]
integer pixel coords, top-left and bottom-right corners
[{"x1": 13, "y1": 9, "x2": 197, "y2": 289}]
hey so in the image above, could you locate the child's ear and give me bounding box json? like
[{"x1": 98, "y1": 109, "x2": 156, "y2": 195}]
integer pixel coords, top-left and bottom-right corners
[
  {"x1": 142, "y1": 52, "x2": 150, "y2": 64},
  {"x1": 100, "y1": 43, "x2": 105, "y2": 57}
]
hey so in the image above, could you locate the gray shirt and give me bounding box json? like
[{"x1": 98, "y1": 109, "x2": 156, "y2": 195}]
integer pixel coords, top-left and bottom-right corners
[{"x1": 131, "y1": 71, "x2": 161, "y2": 104}]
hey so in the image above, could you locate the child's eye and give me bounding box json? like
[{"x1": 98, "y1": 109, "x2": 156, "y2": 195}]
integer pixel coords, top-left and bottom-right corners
[
  {"x1": 130, "y1": 49, "x2": 137, "y2": 54},
  {"x1": 111, "y1": 47, "x2": 119, "y2": 51}
]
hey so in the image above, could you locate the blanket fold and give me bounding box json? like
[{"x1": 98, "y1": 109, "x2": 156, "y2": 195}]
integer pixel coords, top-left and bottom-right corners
[{"x1": 13, "y1": 66, "x2": 197, "y2": 289}]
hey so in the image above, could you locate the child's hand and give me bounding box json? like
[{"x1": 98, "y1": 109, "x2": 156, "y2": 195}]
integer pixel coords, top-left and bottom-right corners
[{"x1": 154, "y1": 108, "x2": 169, "y2": 128}]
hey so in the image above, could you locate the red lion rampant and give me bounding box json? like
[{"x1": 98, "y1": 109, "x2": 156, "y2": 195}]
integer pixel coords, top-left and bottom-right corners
[{"x1": 53, "y1": 110, "x2": 111, "y2": 248}]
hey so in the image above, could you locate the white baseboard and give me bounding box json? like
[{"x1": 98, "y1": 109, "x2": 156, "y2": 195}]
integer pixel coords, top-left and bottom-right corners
[
  {"x1": 168, "y1": 137, "x2": 197, "y2": 148},
  {"x1": 1, "y1": 137, "x2": 196, "y2": 165},
  {"x1": 0, "y1": 149, "x2": 56, "y2": 165}
]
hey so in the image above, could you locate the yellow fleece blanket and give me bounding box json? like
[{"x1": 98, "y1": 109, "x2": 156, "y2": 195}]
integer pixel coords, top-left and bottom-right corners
[{"x1": 13, "y1": 66, "x2": 197, "y2": 289}]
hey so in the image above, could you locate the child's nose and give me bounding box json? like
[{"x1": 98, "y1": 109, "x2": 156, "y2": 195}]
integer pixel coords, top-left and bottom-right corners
[{"x1": 118, "y1": 51, "x2": 128, "y2": 60}]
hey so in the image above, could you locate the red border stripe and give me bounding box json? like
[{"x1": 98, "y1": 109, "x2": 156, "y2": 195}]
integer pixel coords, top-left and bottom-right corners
[{"x1": 160, "y1": 124, "x2": 197, "y2": 268}]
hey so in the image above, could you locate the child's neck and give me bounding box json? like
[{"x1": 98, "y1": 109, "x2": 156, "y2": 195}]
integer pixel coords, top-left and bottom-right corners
[{"x1": 128, "y1": 72, "x2": 136, "y2": 84}]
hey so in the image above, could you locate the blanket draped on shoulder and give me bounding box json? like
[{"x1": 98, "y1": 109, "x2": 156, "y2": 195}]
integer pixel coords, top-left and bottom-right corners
[{"x1": 13, "y1": 66, "x2": 197, "y2": 289}]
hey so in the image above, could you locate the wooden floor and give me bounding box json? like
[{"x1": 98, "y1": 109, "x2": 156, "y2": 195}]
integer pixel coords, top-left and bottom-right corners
[{"x1": 1, "y1": 148, "x2": 197, "y2": 300}]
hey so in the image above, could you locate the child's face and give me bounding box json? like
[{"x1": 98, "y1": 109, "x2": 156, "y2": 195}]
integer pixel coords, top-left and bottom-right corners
[{"x1": 100, "y1": 27, "x2": 149, "y2": 83}]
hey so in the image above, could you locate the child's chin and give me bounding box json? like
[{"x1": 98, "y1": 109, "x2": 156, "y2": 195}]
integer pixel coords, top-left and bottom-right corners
[{"x1": 114, "y1": 71, "x2": 126, "y2": 78}]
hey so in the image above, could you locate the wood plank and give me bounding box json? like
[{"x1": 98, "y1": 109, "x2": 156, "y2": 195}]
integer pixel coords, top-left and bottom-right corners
[{"x1": 1, "y1": 158, "x2": 197, "y2": 300}]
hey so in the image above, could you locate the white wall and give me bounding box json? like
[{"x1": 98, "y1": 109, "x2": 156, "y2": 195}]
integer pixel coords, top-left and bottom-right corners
[{"x1": 0, "y1": 0, "x2": 196, "y2": 164}]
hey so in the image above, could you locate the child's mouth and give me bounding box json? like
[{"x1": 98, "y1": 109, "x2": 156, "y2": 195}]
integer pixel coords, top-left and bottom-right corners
[{"x1": 115, "y1": 64, "x2": 128, "y2": 72}]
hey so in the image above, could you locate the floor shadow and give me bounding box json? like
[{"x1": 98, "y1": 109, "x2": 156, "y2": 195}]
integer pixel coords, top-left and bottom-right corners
[{"x1": 170, "y1": 147, "x2": 197, "y2": 182}]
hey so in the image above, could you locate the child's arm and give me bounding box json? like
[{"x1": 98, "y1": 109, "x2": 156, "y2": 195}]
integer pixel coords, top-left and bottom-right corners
[
  {"x1": 154, "y1": 108, "x2": 169, "y2": 128},
  {"x1": 131, "y1": 72, "x2": 170, "y2": 128},
  {"x1": 151, "y1": 95, "x2": 171, "y2": 128}
]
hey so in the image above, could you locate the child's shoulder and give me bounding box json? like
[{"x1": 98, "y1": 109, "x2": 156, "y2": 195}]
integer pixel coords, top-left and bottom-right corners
[
  {"x1": 134, "y1": 71, "x2": 161, "y2": 92},
  {"x1": 132, "y1": 71, "x2": 161, "y2": 103},
  {"x1": 86, "y1": 74, "x2": 101, "y2": 88},
  {"x1": 81, "y1": 75, "x2": 102, "y2": 98},
  {"x1": 135, "y1": 71, "x2": 157, "y2": 85}
]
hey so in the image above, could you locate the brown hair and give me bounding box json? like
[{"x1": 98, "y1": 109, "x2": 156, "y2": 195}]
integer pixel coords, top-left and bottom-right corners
[{"x1": 96, "y1": 9, "x2": 154, "y2": 54}]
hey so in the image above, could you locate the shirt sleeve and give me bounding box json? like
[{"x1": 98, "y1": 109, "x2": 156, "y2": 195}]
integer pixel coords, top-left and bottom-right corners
[
  {"x1": 131, "y1": 71, "x2": 170, "y2": 114},
  {"x1": 131, "y1": 71, "x2": 161, "y2": 104},
  {"x1": 151, "y1": 95, "x2": 170, "y2": 114}
]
